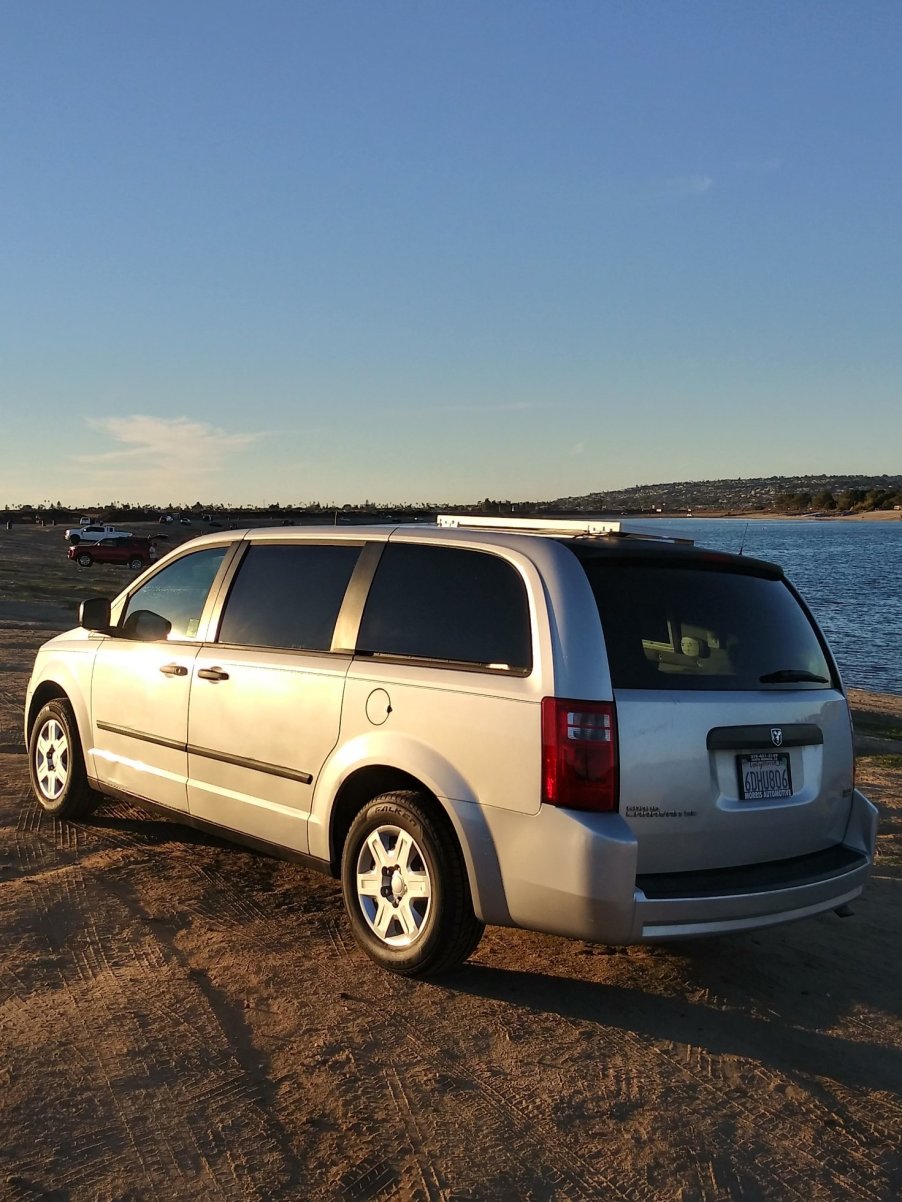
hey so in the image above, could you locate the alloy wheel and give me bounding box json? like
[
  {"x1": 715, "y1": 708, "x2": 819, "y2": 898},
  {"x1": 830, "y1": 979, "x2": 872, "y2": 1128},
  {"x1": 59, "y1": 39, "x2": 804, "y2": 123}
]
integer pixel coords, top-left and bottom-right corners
[
  {"x1": 355, "y1": 824, "x2": 432, "y2": 947},
  {"x1": 35, "y1": 718, "x2": 70, "y2": 801}
]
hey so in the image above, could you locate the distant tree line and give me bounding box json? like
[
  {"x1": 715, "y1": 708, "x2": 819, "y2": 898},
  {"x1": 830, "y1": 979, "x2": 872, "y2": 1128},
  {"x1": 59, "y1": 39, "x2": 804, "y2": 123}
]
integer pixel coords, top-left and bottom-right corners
[
  {"x1": 774, "y1": 487, "x2": 902, "y2": 513},
  {"x1": 4, "y1": 476, "x2": 901, "y2": 523}
]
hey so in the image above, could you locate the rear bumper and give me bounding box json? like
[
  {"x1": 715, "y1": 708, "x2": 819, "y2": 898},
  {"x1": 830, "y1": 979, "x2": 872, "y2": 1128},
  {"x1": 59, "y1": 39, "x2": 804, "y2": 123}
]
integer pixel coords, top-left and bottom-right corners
[
  {"x1": 634, "y1": 787, "x2": 877, "y2": 940},
  {"x1": 453, "y1": 788, "x2": 878, "y2": 945},
  {"x1": 633, "y1": 855, "x2": 869, "y2": 941}
]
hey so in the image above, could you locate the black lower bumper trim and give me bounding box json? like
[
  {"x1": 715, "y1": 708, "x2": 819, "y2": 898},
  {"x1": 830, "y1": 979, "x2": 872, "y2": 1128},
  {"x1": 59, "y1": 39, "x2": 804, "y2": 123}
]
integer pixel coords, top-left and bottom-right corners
[{"x1": 637, "y1": 844, "x2": 867, "y2": 900}]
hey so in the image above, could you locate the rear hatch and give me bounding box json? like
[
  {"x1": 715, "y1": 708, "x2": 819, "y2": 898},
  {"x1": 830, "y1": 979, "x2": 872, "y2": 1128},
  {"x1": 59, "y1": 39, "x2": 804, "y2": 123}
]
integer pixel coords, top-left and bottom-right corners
[{"x1": 575, "y1": 547, "x2": 856, "y2": 875}]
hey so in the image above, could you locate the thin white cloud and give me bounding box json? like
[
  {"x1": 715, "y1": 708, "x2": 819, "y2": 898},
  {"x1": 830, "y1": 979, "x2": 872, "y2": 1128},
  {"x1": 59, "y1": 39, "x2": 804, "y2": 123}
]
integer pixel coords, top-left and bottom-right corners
[
  {"x1": 571, "y1": 441, "x2": 585, "y2": 456},
  {"x1": 664, "y1": 174, "x2": 714, "y2": 197},
  {"x1": 75, "y1": 415, "x2": 264, "y2": 500}
]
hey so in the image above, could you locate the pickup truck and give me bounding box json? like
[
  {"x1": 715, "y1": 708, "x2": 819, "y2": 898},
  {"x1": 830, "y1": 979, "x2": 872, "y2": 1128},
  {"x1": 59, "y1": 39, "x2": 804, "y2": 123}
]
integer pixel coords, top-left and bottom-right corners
[
  {"x1": 68, "y1": 536, "x2": 159, "y2": 569},
  {"x1": 64, "y1": 523, "x2": 134, "y2": 544}
]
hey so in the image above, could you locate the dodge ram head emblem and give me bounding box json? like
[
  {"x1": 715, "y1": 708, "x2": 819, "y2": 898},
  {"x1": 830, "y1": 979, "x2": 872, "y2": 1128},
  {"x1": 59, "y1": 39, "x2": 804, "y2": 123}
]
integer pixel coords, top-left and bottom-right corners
[{"x1": 771, "y1": 728, "x2": 784, "y2": 747}]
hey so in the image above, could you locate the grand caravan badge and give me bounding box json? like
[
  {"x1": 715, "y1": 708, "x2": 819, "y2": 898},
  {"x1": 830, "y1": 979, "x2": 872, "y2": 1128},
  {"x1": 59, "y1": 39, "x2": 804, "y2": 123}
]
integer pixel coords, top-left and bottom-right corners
[{"x1": 771, "y1": 728, "x2": 784, "y2": 747}]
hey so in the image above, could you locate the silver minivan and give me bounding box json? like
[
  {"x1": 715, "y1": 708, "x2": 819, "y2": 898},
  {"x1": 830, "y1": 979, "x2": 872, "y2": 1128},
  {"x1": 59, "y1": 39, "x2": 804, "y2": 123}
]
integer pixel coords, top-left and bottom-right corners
[{"x1": 24, "y1": 515, "x2": 877, "y2": 976}]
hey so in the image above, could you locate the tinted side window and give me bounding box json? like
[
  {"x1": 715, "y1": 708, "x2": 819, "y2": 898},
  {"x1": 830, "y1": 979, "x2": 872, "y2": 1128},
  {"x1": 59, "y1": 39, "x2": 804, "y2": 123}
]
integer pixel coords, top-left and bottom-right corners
[
  {"x1": 218, "y1": 543, "x2": 361, "y2": 651},
  {"x1": 121, "y1": 546, "x2": 229, "y2": 640},
  {"x1": 581, "y1": 559, "x2": 834, "y2": 691},
  {"x1": 357, "y1": 544, "x2": 532, "y2": 671}
]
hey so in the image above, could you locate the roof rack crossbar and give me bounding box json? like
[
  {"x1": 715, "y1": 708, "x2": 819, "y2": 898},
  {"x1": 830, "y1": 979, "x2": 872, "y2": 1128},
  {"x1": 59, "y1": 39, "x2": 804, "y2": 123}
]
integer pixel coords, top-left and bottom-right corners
[{"x1": 436, "y1": 514, "x2": 693, "y2": 544}]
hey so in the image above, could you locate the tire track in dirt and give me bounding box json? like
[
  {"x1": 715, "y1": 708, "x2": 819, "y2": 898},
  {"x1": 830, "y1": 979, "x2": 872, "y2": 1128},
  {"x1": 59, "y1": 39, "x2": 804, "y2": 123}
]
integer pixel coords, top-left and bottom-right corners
[
  {"x1": 317, "y1": 963, "x2": 895, "y2": 1202},
  {"x1": 0, "y1": 678, "x2": 25, "y2": 749},
  {"x1": 2, "y1": 799, "x2": 313, "y2": 1200},
  {"x1": 4, "y1": 753, "x2": 900, "y2": 1201},
  {"x1": 659, "y1": 1041, "x2": 888, "y2": 1201},
  {"x1": 334, "y1": 1054, "x2": 447, "y2": 1202},
  {"x1": 82, "y1": 786, "x2": 891, "y2": 1202},
  {"x1": 77, "y1": 817, "x2": 572, "y2": 1202},
  {"x1": 79, "y1": 812, "x2": 635, "y2": 1197},
  {"x1": 311, "y1": 976, "x2": 645, "y2": 1202},
  {"x1": 6, "y1": 864, "x2": 233, "y2": 1196}
]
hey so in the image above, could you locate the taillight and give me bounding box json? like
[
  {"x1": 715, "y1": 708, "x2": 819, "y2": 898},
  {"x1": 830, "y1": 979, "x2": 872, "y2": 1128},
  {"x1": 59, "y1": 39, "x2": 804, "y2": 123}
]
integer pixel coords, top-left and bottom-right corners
[{"x1": 541, "y1": 697, "x2": 619, "y2": 812}]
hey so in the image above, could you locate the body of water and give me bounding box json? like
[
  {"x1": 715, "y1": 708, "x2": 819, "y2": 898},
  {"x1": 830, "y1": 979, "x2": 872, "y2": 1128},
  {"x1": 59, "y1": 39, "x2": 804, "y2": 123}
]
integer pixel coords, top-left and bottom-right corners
[{"x1": 636, "y1": 518, "x2": 902, "y2": 697}]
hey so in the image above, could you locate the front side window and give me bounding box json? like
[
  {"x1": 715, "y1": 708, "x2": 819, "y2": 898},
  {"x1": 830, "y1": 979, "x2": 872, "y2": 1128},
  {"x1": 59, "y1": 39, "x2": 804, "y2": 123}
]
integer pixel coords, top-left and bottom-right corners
[
  {"x1": 580, "y1": 557, "x2": 835, "y2": 691},
  {"x1": 217, "y1": 543, "x2": 362, "y2": 651},
  {"x1": 120, "y1": 546, "x2": 229, "y2": 641},
  {"x1": 357, "y1": 543, "x2": 532, "y2": 672}
]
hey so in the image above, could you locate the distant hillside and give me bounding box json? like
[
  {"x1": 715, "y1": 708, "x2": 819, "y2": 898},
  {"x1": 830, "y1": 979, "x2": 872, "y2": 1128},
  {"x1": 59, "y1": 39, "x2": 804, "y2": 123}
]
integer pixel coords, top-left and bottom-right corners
[
  {"x1": 6, "y1": 473, "x2": 901, "y2": 523},
  {"x1": 539, "y1": 474, "x2": 902, "y2": 515}
]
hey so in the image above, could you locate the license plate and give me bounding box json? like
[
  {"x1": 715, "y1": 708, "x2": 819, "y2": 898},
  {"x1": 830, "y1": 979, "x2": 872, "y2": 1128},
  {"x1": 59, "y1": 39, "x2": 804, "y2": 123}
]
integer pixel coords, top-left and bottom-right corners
[{"x1": 737, "y1": 752, "x2": 792, "y2": 801}]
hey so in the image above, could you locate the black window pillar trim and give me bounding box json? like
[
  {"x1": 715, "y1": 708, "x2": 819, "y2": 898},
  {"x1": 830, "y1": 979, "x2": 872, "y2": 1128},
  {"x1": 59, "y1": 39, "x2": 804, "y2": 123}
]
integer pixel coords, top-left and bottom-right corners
[{"x1": 331, "y1": 541, "x2": 385, "y2": 654}]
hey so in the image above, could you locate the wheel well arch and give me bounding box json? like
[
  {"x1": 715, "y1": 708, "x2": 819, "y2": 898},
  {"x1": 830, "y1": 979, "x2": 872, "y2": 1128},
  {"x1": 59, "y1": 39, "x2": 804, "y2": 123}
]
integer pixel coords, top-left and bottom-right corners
[
  {"x1": 27, "y1": 681, "x2": 71, "y2": 739},
  {"x1": 329, "y1": 765, "x2": 448, "y2": 874}
]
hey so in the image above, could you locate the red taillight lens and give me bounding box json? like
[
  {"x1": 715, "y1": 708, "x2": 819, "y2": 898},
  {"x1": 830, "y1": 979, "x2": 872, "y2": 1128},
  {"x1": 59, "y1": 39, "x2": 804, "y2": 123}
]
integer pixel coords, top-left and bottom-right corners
[{"x1": 541, "y1": 697, "x2": 618, "y2": 812}]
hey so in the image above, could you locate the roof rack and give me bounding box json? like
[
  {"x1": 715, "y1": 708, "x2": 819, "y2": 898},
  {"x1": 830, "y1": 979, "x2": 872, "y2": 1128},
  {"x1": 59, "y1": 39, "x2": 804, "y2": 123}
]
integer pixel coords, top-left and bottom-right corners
[{"x1": 436, "y1": 514, "x2": 693, "y2": 544}]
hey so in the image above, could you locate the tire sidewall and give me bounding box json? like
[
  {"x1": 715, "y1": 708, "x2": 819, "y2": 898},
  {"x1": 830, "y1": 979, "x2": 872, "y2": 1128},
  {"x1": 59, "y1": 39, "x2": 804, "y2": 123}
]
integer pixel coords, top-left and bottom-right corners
[
  {"x1": 342, "y1": 797, "x2": 446, "y2": 973},
  {"x1": 77, "y1": 553, "x2": 92, "y2": 567}
]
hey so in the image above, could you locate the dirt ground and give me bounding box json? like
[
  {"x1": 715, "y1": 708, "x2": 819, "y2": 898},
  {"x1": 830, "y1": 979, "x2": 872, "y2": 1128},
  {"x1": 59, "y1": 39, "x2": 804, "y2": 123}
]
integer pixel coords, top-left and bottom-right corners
[{"x1": 1, "y1": 525, "x2": 901, "y2": 1201}]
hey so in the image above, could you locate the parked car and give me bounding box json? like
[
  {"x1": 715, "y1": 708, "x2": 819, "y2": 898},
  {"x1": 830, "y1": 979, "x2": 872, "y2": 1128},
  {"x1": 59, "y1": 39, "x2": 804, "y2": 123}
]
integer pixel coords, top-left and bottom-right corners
[
  {"x1": 25, "y1": 515, "x2": 876, "y2": 978},
  {"x1": 67, "y1": 536, "x2": 160, "y2": 570},
  {"x1": 64, "y1": 523, "x2": 134, "y2": 545}
]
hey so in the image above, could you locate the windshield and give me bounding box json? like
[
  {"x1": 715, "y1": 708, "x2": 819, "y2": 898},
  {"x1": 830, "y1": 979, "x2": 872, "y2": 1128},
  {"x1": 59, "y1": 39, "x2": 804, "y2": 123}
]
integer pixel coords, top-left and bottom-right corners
[{"x1": 579, "y1": 557, "x2": 836, "y2": 692}]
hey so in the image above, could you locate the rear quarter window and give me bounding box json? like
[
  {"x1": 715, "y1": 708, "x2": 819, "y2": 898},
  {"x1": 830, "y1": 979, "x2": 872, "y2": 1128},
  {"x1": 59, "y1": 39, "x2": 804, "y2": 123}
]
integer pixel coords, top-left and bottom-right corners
[
  {"x1": 357, "y1": 543, "x2": 532, "y2": 672},
  {"x1": 579, "y1": 558, "x2": 835, "y2": 691}
]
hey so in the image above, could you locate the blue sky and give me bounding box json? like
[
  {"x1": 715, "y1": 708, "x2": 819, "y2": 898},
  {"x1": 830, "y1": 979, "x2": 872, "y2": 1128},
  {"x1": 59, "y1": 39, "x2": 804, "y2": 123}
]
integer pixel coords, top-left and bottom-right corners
[{"x1": 2, "y1": 1, "x2": 900, "y2": 506}]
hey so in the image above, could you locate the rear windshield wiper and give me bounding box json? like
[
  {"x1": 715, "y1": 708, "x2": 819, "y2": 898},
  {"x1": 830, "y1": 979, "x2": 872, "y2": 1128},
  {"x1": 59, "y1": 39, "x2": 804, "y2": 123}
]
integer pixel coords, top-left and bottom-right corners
[{"x1": 759, "y1": 669, "x2": 829, "y2": 684}]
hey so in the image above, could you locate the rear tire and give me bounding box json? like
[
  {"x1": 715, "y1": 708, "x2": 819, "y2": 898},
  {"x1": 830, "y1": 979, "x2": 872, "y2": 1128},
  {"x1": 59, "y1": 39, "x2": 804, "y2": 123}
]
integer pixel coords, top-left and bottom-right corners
[
  {"x1": 341, "y1": 790, "x2": 484, "y2": 978},
  {"x1": 128, "y1": 556, "x2": 145, "y2": 570},
  {"x1": 28, "y1": 699, "x2": 101, "y2": 817}
]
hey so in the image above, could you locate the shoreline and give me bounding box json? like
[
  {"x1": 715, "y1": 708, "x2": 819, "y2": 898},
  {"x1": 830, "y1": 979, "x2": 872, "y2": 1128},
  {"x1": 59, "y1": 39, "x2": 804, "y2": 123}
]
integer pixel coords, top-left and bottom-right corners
[
  {"x1": 722, "y1": 509, "x2": 901, "y2": 522},
  {"x1": 642, "y1": 509, "x2": 902, "y2": 522}
]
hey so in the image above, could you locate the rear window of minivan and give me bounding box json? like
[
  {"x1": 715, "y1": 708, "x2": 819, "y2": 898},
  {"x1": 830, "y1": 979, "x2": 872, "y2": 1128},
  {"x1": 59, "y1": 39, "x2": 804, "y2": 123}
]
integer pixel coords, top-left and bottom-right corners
[{"x1": 578, "y1": 557, "x2": 836, "y2": 691}]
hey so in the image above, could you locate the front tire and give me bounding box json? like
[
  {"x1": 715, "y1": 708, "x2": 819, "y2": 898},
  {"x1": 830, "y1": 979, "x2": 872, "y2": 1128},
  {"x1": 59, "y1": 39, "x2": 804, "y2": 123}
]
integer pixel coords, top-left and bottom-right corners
[
  {"x1": 341, "y1": 790, "x2": 484, "y2": 977},
  {"x1": 77, "y1": 552, "x2": 92, "y2": 567},
  {"x1": 28, "y1": 699, "x2": 101, "y2": 817}
]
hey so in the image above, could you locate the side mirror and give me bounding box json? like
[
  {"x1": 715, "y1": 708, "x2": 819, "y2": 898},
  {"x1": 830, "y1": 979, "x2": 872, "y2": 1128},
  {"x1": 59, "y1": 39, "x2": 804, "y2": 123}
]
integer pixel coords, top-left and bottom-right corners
[
  {"x1": 79, "y1": 597, "x2": 112, "y2": 632},
  {"x1": 121, "y1": 609, "x2": 173, "y2": 642}
]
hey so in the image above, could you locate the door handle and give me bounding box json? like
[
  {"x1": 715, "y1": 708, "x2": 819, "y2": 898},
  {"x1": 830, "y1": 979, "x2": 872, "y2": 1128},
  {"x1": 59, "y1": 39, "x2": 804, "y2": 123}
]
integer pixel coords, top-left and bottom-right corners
[
  {"x1": 197, "y1": 667, "x2": 230, "y2": 682},
  {"x1": 159, "y1": 663, "x2": 188, "y2": 677}
]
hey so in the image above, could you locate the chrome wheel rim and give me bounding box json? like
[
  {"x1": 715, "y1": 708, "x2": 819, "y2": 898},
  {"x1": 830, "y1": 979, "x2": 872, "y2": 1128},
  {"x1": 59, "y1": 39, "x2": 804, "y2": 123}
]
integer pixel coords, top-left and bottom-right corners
[
  {"x1": 35, "y1": 718, "x2": 70, "y2": 801},
  {"x1": 355, "y1": 825, "x2": 432, "y2": 947}
]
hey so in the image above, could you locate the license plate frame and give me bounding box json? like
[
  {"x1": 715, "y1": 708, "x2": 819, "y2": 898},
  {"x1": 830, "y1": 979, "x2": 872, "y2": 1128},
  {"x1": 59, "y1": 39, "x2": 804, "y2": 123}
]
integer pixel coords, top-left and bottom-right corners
[{"x1": 737, "y1": 751, "x2": 792, "y2": 801}]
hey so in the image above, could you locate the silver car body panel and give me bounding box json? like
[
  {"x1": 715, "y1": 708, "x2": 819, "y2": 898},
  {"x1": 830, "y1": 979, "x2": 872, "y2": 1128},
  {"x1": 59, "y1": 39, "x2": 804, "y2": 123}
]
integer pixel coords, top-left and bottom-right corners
[
  {"x1": 446, "y1": 788, "x2": 876, "y2": 941},
  {"x1": 616, "y1": 688, "x2": 856, "y2": 874}
]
